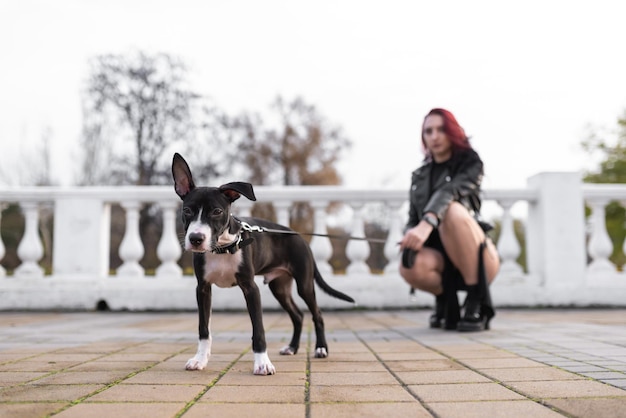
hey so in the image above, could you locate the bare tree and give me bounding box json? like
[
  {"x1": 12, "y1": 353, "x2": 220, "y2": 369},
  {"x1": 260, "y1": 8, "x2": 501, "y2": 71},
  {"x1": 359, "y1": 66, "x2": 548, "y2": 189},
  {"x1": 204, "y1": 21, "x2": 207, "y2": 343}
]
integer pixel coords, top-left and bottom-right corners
[
  {"x1": 228, "y1": 95, "x2": 352, "y2": 242},
  {"x1": 79, "y1": 51, "x2": 199, "y2": 186},
  {"x1": 233, "y1": 95, "x2": 351, "y2": 186}
]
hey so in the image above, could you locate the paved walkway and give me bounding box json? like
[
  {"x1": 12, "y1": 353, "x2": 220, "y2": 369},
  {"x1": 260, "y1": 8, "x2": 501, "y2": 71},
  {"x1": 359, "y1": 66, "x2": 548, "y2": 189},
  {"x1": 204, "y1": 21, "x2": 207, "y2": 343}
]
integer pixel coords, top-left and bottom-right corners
[{"x1": 1, "y1": 309, "x2": 625, "y2": 418}]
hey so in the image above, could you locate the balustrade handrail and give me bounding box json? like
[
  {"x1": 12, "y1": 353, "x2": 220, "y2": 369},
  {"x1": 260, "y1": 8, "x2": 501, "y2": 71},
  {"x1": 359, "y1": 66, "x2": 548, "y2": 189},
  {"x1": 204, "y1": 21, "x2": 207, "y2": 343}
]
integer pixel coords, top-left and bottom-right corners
[
  {"x1": 0, "y1": 185, "x2": 539, "y2": 204},
  {"x1": 583, "y1": 184, "x2": 626, "y2": 200}
]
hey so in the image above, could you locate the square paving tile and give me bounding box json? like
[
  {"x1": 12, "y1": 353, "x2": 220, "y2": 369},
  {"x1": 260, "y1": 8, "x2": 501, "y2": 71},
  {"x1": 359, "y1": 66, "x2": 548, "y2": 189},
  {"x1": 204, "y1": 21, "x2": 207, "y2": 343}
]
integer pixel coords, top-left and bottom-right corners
[
  {"x1": 580, "y1": 371, "x2": 626, "y2": 380},
  {"x1": 310, "y1": 371, "x2": 397, "y2": 386},
  {"x1": 460, "y1": 357, "x2": 546, "y2": 369},
  {"x1": 480, "y1": 367, "x2": 584, "y2": 382},
  {"x1": 0, "y1": 402, "x2": 66, "y2": 418},
  {"x1": 31, "y1": 353, "x2": 104, "y2": 363},
  {"x1": 428, "y1": 400, "x2": 564, "y2": 418},
  {"x1": 31, "y1": 371, "x2": 130, "y2": 385},
  {"x1": 54, "y1": 402, "x2": 186, "y2": 418},
  {"x1": 408, "y1": 383, "x2": 524, "y2": 402},
  {"x1": 548, "y1": 397, "x2": 626, "y2": 418},
  {"x1": 312, "y1": 352, "x2": 378, "y2": 362},
  {"x1": 309, "y1": 361, "x2": 387, "y2": 373},
  {"x1": 0, "y1": 361, "x2": 79, "y2": 372},
  {"x1": 311, "y1": 402, "x2": 431, "y2": 418},
  {"x1": 88, "y1": 383, "x2": 205, "y2": 402},
  {"x1": 124, "y1": 370, "x2": 220, "y2": 385},
  {"x1": 0, "y1": 371, "x2": 48, "y2": 384},
  {"x1": 395, "y1": 370, "x2": 491, "y2": 385},
  {"x1": 0, "y1": 384, "x2": 103, "y2": 402},
  {"x1": 508, "y1": 380, "x2": 626, "y2": 398},
  {"x1": 200, "y1": 385, "x2": 305, "y2": 403},
  {"x1": 120, "y1": 343, "x2": 191, "y2": 353},
  {"x1": 98, "y1": 353, "x2": 171, "y2": 362},
  {"x1": 185, "y1": 403, "x2": 305, "y2": 418},
  {"x1": 601, "y1": 379, "x2": 626, "y2": 388},
  {"x1": 68, "y1": 361, "x2": 154, "y2": 372},
  {"x1": 217, "y1": 371, "x2": 306, "y2": 386},
  {"x1": 365, "y1": 341, "x2": 429, "y2": 353},
  {"x1": 310, "y1": 384, "x2": 416, "y2": 403},
  {"x1": 440, "y1": 350, "x2": 519, "y2": 359},
  {"x1": 376, "y1": 352, "x2": 447, "y2": 361},
  {"x1": 385, "y1": 359, "x2": 465, "y2": 372}
]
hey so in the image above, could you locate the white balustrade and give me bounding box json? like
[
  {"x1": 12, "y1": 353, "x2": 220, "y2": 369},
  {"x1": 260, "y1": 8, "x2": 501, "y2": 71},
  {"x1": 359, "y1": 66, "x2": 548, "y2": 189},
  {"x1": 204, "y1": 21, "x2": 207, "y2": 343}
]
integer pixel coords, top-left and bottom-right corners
[
  {"x1": 15, "y1": 202, "x2": 44, "y2": 278},
  {"x1": 384, "y1": 201, "x2": 404, "y2": 274},
  {"x1": 346, "y1": 202, "x2": 370, "y2": 275},
  {"x1": 5, "y1": 179, "x2": 626, "y2": 309},
  {"x1": 274, "y1": 200, "x2": 292, "y2": 227},
  {"x1": 309, "y1": 201, "x2": 333, "y2": 275},
  {"x1": 156, "y1": 201, "x2": 183, "y2": 278},
  {"x1": 116, "y1": 201, "x2": 145, "y2": 277},
  {"x1": 0, "y1": 204, "x2": 5, "y2": 277},
  {"x1": 495, "y1": 199, "x2": 524, "y2": 280},
  {"x1": 586, "y1": 198, "x2": 615, "y2": 273}
]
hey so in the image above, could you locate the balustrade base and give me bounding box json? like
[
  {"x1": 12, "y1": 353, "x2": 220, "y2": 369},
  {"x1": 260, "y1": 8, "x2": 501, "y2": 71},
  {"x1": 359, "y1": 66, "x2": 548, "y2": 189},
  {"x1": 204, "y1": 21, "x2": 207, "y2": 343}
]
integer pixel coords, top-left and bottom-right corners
[{"x1": 1, "y1": 272, "x2": 626, "y2": 311}]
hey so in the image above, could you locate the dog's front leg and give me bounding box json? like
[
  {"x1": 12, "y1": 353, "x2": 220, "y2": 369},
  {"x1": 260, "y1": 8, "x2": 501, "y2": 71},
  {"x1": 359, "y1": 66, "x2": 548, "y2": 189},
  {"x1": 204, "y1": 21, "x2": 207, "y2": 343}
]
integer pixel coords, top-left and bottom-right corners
[
  {"x1": 186, "y1": 282, "x2": 212, "y2": 370},
  {"x1": 238, "y1": 274, "x2": 275, "y2": 375}
]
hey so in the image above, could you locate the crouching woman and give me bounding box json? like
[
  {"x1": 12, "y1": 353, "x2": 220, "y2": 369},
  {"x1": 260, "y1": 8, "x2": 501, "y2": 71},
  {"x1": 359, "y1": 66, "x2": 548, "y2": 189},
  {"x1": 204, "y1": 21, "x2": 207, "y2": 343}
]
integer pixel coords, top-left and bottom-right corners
[{"x1": 399, "y1": 108, "x2": 500, "y2": 331}]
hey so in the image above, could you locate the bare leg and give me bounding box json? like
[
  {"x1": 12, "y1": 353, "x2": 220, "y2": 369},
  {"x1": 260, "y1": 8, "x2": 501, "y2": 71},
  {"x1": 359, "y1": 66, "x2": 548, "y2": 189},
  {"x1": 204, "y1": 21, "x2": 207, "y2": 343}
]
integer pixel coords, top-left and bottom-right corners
[
  {"x1": 438, "y1": 202, "x2": 500, "y2": 286},
  {"x1": 399, "y1": 247, "x2": 445, "y2": 295}
]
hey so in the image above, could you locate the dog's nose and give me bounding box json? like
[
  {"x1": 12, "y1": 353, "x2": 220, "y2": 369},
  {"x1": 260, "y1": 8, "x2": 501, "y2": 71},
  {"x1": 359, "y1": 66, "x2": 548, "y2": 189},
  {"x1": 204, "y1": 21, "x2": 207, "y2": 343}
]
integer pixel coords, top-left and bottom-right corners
[{"x1": 188, "y1": 232, "x2": 205, "y2": 247}]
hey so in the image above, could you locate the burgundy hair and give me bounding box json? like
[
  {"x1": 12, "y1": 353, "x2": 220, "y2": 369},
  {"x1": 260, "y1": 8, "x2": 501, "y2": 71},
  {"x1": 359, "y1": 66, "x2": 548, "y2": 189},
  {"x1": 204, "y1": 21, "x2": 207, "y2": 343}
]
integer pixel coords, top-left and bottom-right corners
[{"x1": 421, "y1": 108, "x2": 471, "y2": 159}]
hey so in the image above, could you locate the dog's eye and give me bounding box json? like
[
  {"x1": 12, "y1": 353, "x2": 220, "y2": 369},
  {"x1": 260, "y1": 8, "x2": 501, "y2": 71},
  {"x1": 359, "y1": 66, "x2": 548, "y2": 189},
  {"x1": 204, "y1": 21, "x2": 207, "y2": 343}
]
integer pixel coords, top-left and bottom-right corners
[
  {"x1": 182, "y1": 207, "x2": 193, "y2": 217},
  {"x1": 211, "y1": 208, "x2": 223, "y2": 216}
]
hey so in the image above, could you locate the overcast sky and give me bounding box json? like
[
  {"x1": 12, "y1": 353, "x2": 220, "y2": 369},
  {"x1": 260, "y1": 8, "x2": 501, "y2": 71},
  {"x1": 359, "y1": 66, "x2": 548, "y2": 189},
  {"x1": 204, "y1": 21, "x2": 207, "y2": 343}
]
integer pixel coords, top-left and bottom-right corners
[{"x1": 1, "y1": 0, "x2": 625, "y2": 190}]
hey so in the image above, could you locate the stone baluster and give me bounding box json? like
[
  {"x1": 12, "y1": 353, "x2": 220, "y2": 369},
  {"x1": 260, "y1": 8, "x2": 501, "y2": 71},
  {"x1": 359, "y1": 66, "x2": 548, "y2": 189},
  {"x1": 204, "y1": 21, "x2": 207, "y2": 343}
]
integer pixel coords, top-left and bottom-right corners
[
  {"x1": 495, "y1": 199, "x2": 524, "y2": 280},
  {"x1": 346, "y1": 202, "x2": 370, "y2": 275},
  {"x1": 156, "y1": 201, "x2": 182, "y2": 278},
  {"x1": 15, "y1": 202, "x2": 44, "y2": 278},
  {"x1": 0, "y1": 204, "x2": 5, "y2": 277},
  {"x1": 274, "y1": 200, "x2": 292, "y2": 228},
  {"x1": 586, "y1": 198, "x2": 615, "y2": 273},
  {"x1": 309, "y1": 200, "x2": 333, "y2": 275},
  {"x1": 116, "y1": 201, "x2": 145, "y2": 277},
  {"x1": 384, "y1": 201, "x2": 404, "y2": 274}
]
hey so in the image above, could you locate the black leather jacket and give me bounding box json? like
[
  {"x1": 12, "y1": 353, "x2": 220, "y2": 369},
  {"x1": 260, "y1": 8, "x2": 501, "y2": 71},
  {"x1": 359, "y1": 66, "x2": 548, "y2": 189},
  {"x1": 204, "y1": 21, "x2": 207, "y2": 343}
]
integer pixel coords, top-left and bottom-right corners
[{"x1": 406, "y1": 148, "x2": 484, "y2": 231}]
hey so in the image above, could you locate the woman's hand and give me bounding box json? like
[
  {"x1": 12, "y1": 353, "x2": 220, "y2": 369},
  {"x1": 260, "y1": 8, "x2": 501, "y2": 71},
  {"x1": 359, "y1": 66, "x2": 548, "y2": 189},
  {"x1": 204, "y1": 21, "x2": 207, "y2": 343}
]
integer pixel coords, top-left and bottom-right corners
[{"x1": 399, "y1": 221, "x2": 434, "y2": 251}]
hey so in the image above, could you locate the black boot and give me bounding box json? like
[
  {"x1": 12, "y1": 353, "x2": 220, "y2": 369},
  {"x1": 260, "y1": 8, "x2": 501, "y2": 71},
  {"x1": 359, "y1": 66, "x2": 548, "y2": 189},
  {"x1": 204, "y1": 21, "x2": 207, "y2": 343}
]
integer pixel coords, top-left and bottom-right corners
[
  {"x1": 457, "y1": 285, "x2": 491, "y2": 332},
  {"x1": 457, "y1": 242, "x2": 495, "y2": 332},
  {"x1": 429, "y1": 294, "x2": 445, "y2": 328}
]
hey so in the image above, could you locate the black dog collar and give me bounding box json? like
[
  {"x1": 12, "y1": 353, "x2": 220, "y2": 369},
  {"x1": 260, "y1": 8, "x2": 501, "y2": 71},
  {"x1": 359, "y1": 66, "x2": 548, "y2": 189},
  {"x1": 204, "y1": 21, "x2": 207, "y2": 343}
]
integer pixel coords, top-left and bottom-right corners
[{"x1": 211, "y1": 234, "x2": 254, "y2": 254}]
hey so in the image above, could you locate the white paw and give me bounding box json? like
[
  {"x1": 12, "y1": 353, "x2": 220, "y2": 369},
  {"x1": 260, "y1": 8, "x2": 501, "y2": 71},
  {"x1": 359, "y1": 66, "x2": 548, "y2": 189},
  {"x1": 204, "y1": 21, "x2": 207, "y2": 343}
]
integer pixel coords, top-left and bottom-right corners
[
  {"x1": 253, "y1": 351, "x2": 276, "y2": 375},
  {"x1": 314, "y1": 347, "x2": 328, "y2": 358},
  {"x1": 185, "y1": 355, "x2": 208, "y2": 370},
  {"x1": 279, "y1": 345, "x2": 296, "y2": 355},
  {"x1": 185, "y1": 339, "x2": 211, "y2": 371}
]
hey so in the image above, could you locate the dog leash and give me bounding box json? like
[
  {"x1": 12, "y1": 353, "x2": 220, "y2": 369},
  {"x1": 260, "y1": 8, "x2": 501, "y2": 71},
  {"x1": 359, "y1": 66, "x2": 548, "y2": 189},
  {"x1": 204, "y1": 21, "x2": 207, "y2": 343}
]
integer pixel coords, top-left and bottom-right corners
[{"x1": 236, "y1": 218, "x2": 389, "y2": 244}]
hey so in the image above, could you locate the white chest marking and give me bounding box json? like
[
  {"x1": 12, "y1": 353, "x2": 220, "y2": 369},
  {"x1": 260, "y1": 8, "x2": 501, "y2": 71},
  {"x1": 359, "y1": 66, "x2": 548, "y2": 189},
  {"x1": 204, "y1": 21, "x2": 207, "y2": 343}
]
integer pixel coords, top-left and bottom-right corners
[{"x1": 203, "y1": 252, "x2": 242, "y2": 288}]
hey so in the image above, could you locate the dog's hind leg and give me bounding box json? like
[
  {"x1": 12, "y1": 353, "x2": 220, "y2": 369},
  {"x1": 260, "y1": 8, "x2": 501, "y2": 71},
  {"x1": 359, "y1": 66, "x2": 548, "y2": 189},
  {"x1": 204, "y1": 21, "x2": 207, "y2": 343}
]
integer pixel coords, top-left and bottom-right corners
[
  {"x1": 186, "y1": 283, "x2": 212, "y2": 371},
  {"x1": 294, "y1": 274, "x2": 329, "y2": 358},
  {"x1": 268, "y1": 276, "x2": 304, "y2": 356}
]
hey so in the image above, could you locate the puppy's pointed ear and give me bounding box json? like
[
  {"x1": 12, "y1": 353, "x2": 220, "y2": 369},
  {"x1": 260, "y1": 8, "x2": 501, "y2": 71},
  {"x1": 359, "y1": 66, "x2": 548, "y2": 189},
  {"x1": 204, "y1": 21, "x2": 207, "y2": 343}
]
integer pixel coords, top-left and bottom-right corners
[
  {"x1": 218, "y1": 182, "x2": 257, "y2": 202},
  {"x1": 172, "y1": 153, "x2": 195, "y2": 199}
]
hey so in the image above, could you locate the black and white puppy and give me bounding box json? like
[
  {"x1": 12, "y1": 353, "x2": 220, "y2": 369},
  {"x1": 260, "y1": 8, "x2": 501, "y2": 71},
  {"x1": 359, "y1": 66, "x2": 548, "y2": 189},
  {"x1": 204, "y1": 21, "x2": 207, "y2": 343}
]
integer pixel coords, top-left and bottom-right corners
[{"x1": 172, "y1": 153, "x2": 354, "y2": 375}]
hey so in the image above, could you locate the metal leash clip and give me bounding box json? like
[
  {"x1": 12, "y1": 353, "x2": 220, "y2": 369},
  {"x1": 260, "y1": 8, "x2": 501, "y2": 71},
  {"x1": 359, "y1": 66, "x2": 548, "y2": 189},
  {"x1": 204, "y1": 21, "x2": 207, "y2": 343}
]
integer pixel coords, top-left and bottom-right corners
[{"x1": 239, "y1": 220, "x2": 265, "y2": 233}]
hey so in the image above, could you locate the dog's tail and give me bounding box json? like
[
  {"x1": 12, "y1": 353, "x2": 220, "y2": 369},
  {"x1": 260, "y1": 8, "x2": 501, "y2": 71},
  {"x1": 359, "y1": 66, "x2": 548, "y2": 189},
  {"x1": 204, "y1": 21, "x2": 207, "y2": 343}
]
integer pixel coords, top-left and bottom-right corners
[{"x1": 314, "y1": 265, "x2": 355, "y2": 303}]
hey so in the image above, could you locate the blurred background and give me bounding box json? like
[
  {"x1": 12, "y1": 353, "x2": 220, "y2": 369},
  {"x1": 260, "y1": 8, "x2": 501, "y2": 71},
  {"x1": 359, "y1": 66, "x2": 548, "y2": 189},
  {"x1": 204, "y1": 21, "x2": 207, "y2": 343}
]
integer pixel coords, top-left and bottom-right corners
[{"x1": 1, "y1": 0, "x2": 626, "y2": 276}]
